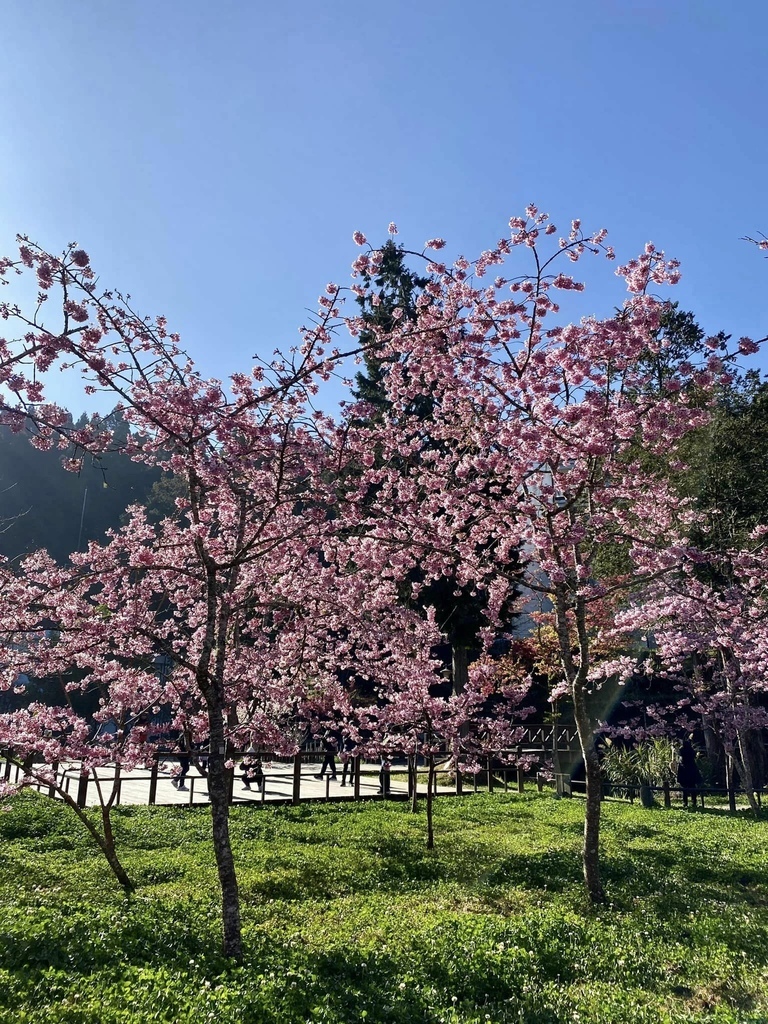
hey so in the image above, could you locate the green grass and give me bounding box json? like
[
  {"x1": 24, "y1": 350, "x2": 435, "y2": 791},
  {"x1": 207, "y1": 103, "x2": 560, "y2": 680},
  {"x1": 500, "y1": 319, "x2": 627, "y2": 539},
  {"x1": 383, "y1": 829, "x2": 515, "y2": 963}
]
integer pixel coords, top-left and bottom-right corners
[{"x1": 1, "y1": 792, "x2": 767, "y2": 1023}]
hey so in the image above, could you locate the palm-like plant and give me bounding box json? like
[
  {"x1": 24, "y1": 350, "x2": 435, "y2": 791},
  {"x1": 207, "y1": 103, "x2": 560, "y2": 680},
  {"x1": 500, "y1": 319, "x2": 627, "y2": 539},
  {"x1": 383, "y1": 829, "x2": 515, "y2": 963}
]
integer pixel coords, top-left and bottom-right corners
[{"x1": 601, "y1": 738, "x2": 678, "y2": 807}]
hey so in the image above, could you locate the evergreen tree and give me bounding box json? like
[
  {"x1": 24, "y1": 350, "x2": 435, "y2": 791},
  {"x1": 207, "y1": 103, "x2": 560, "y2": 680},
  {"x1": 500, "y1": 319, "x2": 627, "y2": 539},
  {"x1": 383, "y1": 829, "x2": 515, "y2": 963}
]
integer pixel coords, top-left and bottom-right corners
[
  {"x1": 352, "y1": 239, "x2": 429, "y2": 419},
  {"x1": 352, "y1": 240, "x2": 519, "y2": 691},
  {"x1": 681, "y1": 371, "x2": 768, "y2": 550},
  {"x1": 641, "y1": 303, "x2": 768, "y2": 549},
  {"x1": 0, "y1": 407, "x2": 162, "y2": 563},
  {"x1": 640, "y1": 302, "x2": 730, "y2": 396}
]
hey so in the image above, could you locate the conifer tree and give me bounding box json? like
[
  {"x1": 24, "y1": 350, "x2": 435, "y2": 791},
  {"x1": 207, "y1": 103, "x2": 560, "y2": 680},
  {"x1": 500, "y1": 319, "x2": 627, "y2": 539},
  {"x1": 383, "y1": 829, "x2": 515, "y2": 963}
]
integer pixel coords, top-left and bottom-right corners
[{"x1": 352, "y1": 238, "x2": 519, "y2": 691}]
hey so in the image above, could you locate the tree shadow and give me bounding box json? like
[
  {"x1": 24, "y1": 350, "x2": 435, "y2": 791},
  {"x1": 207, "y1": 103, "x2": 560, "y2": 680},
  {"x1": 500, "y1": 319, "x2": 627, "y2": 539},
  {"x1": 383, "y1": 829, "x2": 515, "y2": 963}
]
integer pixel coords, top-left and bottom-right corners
[{"x1": 484, "y1": 849, "x2": 583, "y2": 892}]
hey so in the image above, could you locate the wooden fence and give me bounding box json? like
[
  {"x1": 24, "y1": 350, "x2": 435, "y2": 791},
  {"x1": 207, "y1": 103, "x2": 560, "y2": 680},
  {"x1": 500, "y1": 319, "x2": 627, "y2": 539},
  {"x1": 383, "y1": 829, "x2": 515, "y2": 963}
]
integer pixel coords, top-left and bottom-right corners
[
  {"x1": 3, "y1": 723, "x2": 761, "y2": 812},
  {"x1": 2, "y1": 750, "x2": 538, "y2": 809}
]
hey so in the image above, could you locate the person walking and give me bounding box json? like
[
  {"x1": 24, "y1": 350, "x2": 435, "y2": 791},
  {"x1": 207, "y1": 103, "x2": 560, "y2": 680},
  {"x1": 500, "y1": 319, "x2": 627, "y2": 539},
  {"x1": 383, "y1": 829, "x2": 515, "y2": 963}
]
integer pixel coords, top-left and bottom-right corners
[
  {"x1": 315, "y1": 737, "x2": 338, "y2": 781},
  {"x1": 677, "y1": 738, "x2": 702, "y2": 808},
  {"x1": 340, "y1": 736, "x2": 355, "y2": 787},
  {"x1": 173, "y1": 751, "x2": 191, "y2": 790}
]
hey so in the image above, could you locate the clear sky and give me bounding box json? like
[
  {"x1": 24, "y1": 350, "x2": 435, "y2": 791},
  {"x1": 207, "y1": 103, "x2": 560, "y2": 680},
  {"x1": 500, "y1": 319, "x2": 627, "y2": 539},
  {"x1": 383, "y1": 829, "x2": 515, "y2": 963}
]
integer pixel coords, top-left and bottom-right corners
[{"x1": 1, "y1": 0, "x2": 766, "y2": 414}]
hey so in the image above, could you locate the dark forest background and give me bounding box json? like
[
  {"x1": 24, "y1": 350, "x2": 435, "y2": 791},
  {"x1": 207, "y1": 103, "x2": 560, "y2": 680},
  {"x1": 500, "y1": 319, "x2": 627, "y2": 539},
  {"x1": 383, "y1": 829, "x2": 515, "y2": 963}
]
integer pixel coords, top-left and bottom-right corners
[{"x1": 0, "y1": 409, "x2": 178, "y2": 565}]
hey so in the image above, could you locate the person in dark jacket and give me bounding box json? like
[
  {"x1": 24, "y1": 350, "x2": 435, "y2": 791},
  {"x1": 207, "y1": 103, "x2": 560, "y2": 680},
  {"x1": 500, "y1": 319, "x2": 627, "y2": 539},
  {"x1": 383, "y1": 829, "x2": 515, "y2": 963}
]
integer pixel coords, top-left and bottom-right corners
[
  {"x1": 379, "y1": 757, "x2": 392, "y2": 795},
  {"x1": 172, "y1": 746, "x2": 191, "y2": 790},
  {"x1": 340, "y1": 737, "x2": 355, "y2": 787},
  {"x1": 315, "y1": 737, "x2": 338, "y2": 781},
  {"x1": 241, "y1": 753, "x2": 264, "y2": 792},
  {"x1": 677, "y1": 738, "x2": 702, "y2": 808}
]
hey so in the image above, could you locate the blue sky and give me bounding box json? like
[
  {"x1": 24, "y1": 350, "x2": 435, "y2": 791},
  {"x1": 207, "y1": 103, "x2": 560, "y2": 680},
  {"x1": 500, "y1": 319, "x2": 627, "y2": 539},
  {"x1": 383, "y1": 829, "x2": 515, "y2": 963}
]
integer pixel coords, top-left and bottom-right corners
[{"x1": 1, "y1": 0, "x2": 766, "y2": 414}]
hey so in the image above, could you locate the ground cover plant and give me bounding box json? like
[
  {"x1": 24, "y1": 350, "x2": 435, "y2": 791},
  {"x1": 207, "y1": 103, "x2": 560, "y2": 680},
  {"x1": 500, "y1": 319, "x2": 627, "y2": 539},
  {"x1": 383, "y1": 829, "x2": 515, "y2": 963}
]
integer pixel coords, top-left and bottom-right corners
[{"x1": 1, "y1": 791, "x2": 767, "y2": 1023}]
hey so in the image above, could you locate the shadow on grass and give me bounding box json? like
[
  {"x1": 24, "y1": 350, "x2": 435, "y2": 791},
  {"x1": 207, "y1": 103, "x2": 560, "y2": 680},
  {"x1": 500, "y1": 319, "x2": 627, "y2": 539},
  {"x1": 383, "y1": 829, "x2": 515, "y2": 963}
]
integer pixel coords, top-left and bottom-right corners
[
  {"x1": 275, "y1": 944, "x2": 551, "y2": 1024},
  {"x1": 240, "y1": 825, "x2": 586, "y2": 903},
  {"x1": 603, "y1": 845, "x2": 768, "y2": 921},
  {"x1": 0, "y1": 898, "x2": 223, "y2": 976},
  {"x1": 241, "y1": 836, "x2": 451, "y2": 902},
  {"x1": 485, "y1": 849, "x2": 583, "y2": 892}
]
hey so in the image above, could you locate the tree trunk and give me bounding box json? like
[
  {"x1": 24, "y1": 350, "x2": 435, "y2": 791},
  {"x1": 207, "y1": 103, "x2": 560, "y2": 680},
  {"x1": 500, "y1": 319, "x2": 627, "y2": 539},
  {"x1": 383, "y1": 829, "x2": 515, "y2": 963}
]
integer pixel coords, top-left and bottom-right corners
[
  {"x1": 207, "y1": 710, "x2": 242, "y2": 959},
  {"x1": 572, "y1": 678, "x2": 604, "y2": 903},
  {"x1": 197, "y1": 543, "x2": 244, "y2": 959},
  {"x1": 410, "y1": 754, "x2": 418, "y2": 813},
  {"x1": 736, "y1": 729, "x2": 759, "y2": 813},
  {"x1": 426, "y1": 754, "x2": 435, "y2": 850},
  {"x1": 554, "y1": 580, "x2": 604, "y2": 906},
  {"x1": 17, "y1": 762, "x2": 133, "y2": 893},
  {"x1": 98, "y1": 801, "x2": 135, "y2": 891},
  {"x1": 551, "y1": 708, "x2": 562, "y2": 789},
  {"x1": 57, "y1": 786, "x2": 134, "y2": 893},
  {"x1": 97, "y1": 826, "x2": 135, "y2": 893},
  {"x1": 451, "y1": 644, "x2": 468, "y2": 696},
  {"x1": 726, "y1": 752, "x2": 738, "y2": 813},
  {"x1": 731, "y1": 736, "x2": 760, "y2": 814}
]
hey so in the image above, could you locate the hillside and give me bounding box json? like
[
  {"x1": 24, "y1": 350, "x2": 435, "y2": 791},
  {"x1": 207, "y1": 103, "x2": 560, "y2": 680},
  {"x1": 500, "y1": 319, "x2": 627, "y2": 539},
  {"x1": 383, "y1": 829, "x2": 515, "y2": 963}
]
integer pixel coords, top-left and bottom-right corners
[{"x1": 0, "y1": 411, "x2": 163, "y2": 564}]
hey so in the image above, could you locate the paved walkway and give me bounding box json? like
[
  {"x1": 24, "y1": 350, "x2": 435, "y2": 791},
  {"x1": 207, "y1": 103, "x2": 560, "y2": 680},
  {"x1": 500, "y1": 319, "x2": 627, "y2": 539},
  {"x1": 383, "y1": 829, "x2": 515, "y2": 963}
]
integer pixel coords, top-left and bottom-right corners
[{"x1": 25, "y1": 759, "x2": 461, "y2": 808}]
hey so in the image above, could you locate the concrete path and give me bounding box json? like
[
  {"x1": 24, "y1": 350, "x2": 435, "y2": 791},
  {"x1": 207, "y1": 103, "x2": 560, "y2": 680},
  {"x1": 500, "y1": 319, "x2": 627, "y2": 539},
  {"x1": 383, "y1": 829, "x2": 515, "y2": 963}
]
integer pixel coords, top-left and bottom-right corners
[{"x1": 33, "y1": 759, "x2": 461, "y2": 808}]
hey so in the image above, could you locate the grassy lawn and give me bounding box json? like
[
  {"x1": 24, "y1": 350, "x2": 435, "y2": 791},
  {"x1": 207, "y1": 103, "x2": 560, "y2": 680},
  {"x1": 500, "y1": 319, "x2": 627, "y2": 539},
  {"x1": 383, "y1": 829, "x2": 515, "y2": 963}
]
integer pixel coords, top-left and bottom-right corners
[{"x1": 1, "y1": 791, "x2": 767, "y2": 1023}]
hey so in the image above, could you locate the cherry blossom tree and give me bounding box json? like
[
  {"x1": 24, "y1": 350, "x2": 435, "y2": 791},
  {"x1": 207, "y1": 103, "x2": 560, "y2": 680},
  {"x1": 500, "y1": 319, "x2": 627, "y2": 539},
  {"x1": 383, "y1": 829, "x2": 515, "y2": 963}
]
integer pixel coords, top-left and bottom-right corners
[
  {"x1": 0, "y1": 213, "x2": 760, "y2": 946},
  {"x1": 0, "y1": 239, "x2": 443, "y2": 958},
  {"x1": 0, "y1": 522, "x2": 441, "y2": 892},
  {"x1": 340, "y1": 210, "x2": 756, "y2": 902},
  {"x1": 357, "y1": 649, "x2": 532, "y2": 848},
  {"x1": 617, "y1": 534, "x2": 768, "y2": 813}
]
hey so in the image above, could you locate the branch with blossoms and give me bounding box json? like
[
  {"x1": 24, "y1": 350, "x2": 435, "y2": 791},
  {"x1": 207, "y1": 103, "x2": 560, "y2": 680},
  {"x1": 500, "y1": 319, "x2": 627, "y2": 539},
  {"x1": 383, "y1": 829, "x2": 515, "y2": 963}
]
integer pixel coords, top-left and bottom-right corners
[
  {"x1": 617, "y1": 533, "x2": 768, "y2": 811},
  {"x1": 0, "y1": 237, "x2": 380, "y2": 464}
]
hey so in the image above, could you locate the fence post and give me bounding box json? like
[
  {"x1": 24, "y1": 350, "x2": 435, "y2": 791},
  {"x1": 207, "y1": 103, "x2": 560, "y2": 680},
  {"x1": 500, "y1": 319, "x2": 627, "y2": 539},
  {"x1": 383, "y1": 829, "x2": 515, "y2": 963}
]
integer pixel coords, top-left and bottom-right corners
[
  {"x1": 76, "y1": 768, "x2": 89, "y2": 809},
  {"x1": 455, "y1": 758, "x2": 463, "y2": 796},
  {"x1": 536, "y1": 773, "x2": 544, "y2": 793},
  {"x1": 663, "y1": 779, "x2": 671, "y2": 808},
  {"x1": 292, "y1": 753, "x2": 302, "y2": 805},
  {"x1": 353, "y1": 756, "x2": 361, "y2": 801},
  {"x1": 148, "y1": 758, "x2": 159, "y2": 806},
  {"x1": 517, "y1": 767, "x2": 525, "y2": 794},
  {"x1": 556, "y1": 773, "x2": 572, "y2": 797},
  {"x1": 48, "y1": 761, "x2": 59, "y2": 798},
  {"x1": 487, "y1": 756, "x2": 494, "y2": 793}
]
